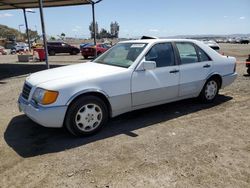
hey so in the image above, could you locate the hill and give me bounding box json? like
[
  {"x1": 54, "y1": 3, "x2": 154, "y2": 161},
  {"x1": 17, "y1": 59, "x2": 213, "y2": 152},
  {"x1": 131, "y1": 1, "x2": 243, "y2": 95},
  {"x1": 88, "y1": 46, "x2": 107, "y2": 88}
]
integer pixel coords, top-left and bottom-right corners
[{"x1": 0, "y1": 24, "x2": 21, "y2": 39}]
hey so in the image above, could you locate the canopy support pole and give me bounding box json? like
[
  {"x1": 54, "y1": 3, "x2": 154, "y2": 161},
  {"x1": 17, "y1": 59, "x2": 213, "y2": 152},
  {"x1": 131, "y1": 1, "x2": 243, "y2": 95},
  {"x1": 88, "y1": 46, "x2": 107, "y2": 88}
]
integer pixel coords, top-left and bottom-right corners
[
  {"x1": 91, "y1": 2, "x2": 97, "y2": 58},
  {"x1": 89, "y1": 0, "x2": 102, "y2": 58},
  {"x1": 38, "y1": 0, "x2": 49, "y2": 69},
  {"x1": 23, "y1": 8, "x2": 31, "y2": 51}
]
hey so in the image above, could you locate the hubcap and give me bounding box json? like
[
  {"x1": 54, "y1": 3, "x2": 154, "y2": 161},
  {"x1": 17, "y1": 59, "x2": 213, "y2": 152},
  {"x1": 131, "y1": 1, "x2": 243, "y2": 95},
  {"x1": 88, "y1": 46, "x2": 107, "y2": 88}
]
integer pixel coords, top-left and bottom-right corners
[
  {"x1": 205, "y1": 80, "x2": 218, "y2": 100},
  {"x1": 75, "y1": 104, "x2": 103, "y2": 132}
]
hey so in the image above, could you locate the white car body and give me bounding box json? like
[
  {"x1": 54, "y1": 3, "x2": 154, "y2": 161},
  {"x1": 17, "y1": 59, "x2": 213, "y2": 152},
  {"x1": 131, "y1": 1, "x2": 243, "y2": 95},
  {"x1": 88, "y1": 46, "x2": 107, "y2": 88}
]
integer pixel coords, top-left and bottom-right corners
[
  {"x1": 18, "y1": 39, "x2": 237, "y2": 128},
  {"x1": 14, "y1": 42, "x2": 29, "y2": 51}
]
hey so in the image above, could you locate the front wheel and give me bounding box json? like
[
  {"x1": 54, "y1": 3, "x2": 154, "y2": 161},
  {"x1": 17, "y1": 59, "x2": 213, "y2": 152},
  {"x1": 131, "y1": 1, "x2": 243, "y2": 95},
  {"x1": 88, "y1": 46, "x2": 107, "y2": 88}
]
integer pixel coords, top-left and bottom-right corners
[
  {"x1": 199, "y1": 79, "x2": 219, "y2": 103},
  {"x1": 65, "y1": 96, "x2": 108, "y2": 136},
  {"x1": 247, "y1": 68, "x2": 250, "y2": 75}
]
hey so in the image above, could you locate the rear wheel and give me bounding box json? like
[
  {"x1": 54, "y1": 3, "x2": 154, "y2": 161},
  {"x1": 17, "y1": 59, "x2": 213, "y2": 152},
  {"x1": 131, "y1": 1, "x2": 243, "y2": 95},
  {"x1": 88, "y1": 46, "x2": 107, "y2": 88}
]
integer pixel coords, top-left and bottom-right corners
[
  {"x1": 65, "y1": 96, "x2": 108, "y2": 136},
  {"x1": 49, "y1": 50, "x2": 55, "y2": 56},
  {"x1": 70, "y1": 50, "x2": 78, "y2": 55},
  {"x1": 83, "y1": 55, "x2": 88, "y2": 59},
  {"x1": 247, "y1": 68, "x2": 250, "y2": 75},
  {"x1": 199, "y1": 78, "x2": 219, "y2": 103}
]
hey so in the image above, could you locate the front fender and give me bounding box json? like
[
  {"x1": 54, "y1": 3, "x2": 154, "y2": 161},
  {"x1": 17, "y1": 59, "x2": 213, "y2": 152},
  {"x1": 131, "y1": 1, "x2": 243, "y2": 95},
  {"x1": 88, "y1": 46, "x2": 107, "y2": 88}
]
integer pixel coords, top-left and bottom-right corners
[{"x1": 66, "y1": 88, "x2": 110, "y2": 106}]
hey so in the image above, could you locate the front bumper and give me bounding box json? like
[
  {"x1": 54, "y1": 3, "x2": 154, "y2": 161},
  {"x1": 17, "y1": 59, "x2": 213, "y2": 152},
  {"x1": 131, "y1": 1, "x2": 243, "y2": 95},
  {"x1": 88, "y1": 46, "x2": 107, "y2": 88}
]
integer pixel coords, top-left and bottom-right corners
[
  {"x1": 18, "y1": 95, "x2": 67, "y2": 128},
  {"x1": 221, "y1": 72, "x2": 237, "y2": 88}
]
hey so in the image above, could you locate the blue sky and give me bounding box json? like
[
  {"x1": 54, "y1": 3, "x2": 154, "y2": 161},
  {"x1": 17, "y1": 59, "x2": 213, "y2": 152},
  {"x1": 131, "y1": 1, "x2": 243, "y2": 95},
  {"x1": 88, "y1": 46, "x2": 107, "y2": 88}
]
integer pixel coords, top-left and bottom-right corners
[{"x1": 0, "y1": 0, "x2": 249, "y2": 38}]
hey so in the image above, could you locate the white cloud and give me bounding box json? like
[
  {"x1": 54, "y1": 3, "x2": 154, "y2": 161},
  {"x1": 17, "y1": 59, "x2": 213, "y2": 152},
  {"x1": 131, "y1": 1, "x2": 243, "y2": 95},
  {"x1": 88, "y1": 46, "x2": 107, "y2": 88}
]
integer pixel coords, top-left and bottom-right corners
[
  {"x1": 75, "y1": 25, "x2": 82, "y2": 29},
  {"x1": 72, "y1": 28, "x2": 78, "y2": 32},
  {"x1": 149, "y1": 29, "x2": 159, "y2": 32},
  {"x1": 223, "y1": 16, "x2": 228, "y2": 18},
  {"x1": 0, "y1": 13, "x2": 13, "y2": 18},
  {"x1": 239, "y1": 16, "x2": 245, "y2": 20}
]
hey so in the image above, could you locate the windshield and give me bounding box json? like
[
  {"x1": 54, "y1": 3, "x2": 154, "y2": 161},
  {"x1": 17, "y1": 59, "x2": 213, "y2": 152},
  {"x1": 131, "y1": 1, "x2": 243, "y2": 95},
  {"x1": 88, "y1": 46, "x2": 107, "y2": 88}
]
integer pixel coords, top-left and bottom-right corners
[{"x1": 94, "y1": 43, "x2": 147, "y2": 68}]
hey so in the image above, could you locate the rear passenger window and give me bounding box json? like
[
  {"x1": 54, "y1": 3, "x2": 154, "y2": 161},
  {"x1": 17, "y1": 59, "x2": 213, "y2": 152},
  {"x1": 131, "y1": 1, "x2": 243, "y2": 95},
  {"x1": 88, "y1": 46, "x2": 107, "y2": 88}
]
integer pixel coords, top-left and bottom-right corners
[
  {"x1": 145, "y1": 43, "x2": 175, "y2": 67},
  {"x1": 196, "y1": 46, "x2": 211, "y2": 62},
  {"x1": 176, "y1": 43, "x2": 198, "y2": 64}
]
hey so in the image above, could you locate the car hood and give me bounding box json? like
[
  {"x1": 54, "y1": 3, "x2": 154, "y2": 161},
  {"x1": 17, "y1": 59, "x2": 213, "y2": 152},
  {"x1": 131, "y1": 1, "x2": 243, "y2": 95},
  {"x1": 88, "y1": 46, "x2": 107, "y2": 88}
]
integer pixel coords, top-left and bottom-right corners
[{"x1": 26, "y1": 62, "x2": 127, "y2": 86}]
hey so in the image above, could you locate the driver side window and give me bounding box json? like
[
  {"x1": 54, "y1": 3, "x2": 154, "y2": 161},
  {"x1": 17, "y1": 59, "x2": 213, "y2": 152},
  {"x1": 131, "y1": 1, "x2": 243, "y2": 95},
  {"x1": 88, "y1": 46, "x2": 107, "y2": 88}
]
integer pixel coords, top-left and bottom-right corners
[{"x1": 145, "y1": 43, "x2": 175, "y2": 67}]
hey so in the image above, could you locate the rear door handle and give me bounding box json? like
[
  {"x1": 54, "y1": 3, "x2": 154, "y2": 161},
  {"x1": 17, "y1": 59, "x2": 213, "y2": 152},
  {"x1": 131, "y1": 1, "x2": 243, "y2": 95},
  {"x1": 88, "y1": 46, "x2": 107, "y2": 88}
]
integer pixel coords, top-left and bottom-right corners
[
  {"x1": 169, "y1": 69, "x2": 180, "y2": 74},
  {"x1": 203, "y1": 64, "x2": 211, "y2": 68}
]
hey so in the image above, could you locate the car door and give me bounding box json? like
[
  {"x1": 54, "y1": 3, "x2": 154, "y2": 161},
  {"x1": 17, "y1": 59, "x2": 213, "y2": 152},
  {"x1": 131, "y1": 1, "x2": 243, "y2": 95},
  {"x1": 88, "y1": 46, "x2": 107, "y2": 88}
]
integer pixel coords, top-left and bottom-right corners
[
  {"x1": 131, "y1": 42, "x2": 180, "y2": 107},
  {"x1": 175, "y1": 42, "x2": 213, "y2": 97},
  {"x1": 61, "y1": 43, "x2": 70, "y2": 53},
  {"x1": 53, "y1": 43, "x2": 60, "y2": 53}
]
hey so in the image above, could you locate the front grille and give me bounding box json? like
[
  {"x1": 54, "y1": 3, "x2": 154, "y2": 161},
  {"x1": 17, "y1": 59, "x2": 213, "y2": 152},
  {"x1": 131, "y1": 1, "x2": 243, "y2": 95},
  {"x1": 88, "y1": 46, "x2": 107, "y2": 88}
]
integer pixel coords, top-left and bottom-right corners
[{"x1": 22, "y1": 83, "x2": 32, "y2": 100}]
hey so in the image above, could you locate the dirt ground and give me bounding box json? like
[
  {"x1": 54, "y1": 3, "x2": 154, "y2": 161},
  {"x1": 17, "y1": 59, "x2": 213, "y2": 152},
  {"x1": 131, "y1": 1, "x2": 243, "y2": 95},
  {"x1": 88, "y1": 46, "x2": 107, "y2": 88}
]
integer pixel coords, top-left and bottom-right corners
[{"x1": 0, "y1": 43, "x2": 250, "y2": 188}]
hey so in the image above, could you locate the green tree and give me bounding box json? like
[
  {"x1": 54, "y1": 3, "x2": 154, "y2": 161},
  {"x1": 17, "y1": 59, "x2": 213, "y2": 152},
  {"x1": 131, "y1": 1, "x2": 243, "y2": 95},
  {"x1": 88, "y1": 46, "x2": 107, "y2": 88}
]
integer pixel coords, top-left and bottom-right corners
[
  {"x1": 89, "y1": 22, "x2": 99, "y2": 39},
  {"x1": 50, "y1": 36, "x2": 56, "y2": 41},
  {"x1": 61, "y1": 33, "x2": 66, "y2": 40},
  {"x1": 110, "y1": 21, "x2": 119, "y2": 38},
  {"x1": 27, "y1": 29, "x2": 39, "y2": 40},
  {"x1": 99, "y1": 28, "x2": 111, "y2": 39}
]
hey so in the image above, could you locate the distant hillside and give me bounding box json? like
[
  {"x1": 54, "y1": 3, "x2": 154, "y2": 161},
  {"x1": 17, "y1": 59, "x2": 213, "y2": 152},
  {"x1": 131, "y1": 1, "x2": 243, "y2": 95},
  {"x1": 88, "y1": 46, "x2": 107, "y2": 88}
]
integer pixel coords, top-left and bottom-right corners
[
  {"x1": 0, "y1": 24, "x2": 21, "y2": 39},
  {"x1": 0, "y1": 24, "x2": 39, "y2": 42}
]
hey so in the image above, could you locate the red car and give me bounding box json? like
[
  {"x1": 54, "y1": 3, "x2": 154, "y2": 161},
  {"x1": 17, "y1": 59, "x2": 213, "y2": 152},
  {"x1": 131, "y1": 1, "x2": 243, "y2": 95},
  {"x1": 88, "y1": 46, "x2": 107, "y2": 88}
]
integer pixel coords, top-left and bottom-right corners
[
  {"x1": 0, "y1": 46, "x2": 7, "y2": 55},
  {"x1": 81, "y1": 43, "x2": 109, "y2": 59}
]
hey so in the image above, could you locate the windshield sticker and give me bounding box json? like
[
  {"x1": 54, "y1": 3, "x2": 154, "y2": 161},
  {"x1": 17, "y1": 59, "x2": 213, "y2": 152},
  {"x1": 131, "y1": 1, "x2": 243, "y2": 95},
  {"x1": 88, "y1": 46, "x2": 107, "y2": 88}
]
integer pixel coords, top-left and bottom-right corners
[{"x1": 131, "y1": 44, "x2": 145, "y2": 48}]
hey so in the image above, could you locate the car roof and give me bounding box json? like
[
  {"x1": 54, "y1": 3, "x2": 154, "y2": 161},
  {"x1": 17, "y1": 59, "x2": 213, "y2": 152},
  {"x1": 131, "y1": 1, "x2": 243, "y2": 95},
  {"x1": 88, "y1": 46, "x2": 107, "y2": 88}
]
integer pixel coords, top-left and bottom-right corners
[
  {"x1": 48, "y1": 41, "x2": 65, "y2": 43},
  {"x1": 119, "y1": 38, "x2": 199, "y2": 44}
]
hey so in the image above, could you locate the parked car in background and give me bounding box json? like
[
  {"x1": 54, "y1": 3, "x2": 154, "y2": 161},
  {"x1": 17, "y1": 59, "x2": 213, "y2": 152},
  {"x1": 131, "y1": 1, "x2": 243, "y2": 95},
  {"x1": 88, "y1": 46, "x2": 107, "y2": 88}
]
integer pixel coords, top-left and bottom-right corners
[
  {"x1": 81, "y1": 43, "x2": 110, "y2": 59},
  {"x1": 240, "y1": 39, "x2": 249, "y2": 44},
  {"x1": 246, "y1": 55, "x2": 250, "y2": 75},
  {"x1": 0, "y1": 45, "x2": 7, "y2": 55},
  {"x1": 47, "y1": 41, "x2": 80, "y2": 56},
  {"x1": 11, "y1": 42, "x2": 29, "y2": 54},
  {"x1": 79, "y1": 43, "x2": 93, "y2": 51},
  {"x1": 202, "y1": 40, "x2": 220, "y2": 52},
  {"x1": 18, "y1": 38, "x2": 237, "y2": 136}
]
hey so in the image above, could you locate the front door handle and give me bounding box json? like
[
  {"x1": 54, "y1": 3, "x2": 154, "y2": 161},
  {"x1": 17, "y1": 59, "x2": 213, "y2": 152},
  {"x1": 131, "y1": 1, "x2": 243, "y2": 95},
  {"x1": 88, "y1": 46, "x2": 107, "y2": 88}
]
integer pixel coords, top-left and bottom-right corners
[
  {"x1": 203, "y1": 64, "x2": 211, "y2": 68},
  {"x1": 169, "y1": 69, "x2": 180, "y2": 74}
]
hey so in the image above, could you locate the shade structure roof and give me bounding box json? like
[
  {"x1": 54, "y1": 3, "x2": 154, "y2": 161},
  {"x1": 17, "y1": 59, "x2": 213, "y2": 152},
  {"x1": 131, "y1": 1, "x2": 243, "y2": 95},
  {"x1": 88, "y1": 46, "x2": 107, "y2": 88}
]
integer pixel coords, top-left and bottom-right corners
[{"x1": 0, "y1": 0, "x2": 92, "y2": 10}]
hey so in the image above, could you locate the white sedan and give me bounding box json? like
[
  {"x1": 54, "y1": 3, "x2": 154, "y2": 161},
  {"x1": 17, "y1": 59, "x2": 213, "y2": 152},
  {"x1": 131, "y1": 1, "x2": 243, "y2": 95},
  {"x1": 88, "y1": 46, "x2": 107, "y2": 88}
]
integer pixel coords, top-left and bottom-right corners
[{"x1": 18, "y1": 39, "x2": 237, "y2": 136}]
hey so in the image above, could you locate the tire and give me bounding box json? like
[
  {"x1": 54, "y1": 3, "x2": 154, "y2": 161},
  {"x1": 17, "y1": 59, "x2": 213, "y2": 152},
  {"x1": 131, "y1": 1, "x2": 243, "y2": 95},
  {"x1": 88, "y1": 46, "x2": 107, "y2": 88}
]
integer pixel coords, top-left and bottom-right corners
[
  {"x1": 199, "y1": 78, "x2": 219, "y2": 103},
  {"x1": 65, "y1": 96, "x2": 108, "y2": 136},
  {"x1": 83, "y1": 55, "x2": 88, "y2": 59},
  {"x1": 97, "y1": 52, "x2": 102, "y2": 56},
  {"x1": 247, "y1": 68, "x2": 250, "y2": 75},
  {"x1": 70, "y1": 50, "x2": 77, "y2": 55},
  {"x1": 49, "y1": 50, "x2": 55, "y2": 56}
]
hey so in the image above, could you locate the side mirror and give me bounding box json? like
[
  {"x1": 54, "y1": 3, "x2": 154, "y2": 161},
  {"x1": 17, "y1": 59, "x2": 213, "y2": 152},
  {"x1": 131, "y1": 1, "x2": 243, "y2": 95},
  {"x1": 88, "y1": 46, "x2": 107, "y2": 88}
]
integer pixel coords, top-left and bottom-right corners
[{"x1": 142, "y1": 61, "x2": 156, "y2": 70}]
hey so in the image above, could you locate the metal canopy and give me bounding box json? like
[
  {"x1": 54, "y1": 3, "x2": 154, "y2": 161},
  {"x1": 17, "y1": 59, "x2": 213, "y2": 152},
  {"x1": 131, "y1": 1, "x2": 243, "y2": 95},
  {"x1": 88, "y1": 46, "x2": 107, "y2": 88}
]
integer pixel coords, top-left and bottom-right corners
[
  {"x1": 0, "y1": 0, "x2": 101, "y2": 69},
  {"x1": 0, "y1": 0, "x2": 91, "y2": 10}
]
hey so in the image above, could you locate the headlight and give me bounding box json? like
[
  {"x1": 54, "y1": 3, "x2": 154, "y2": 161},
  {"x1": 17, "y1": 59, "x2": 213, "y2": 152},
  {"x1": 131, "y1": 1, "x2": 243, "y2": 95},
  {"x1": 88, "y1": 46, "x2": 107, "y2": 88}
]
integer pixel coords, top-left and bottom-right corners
[{"x1": 32, "y1": 88, "x2": 59, "y2": 105}]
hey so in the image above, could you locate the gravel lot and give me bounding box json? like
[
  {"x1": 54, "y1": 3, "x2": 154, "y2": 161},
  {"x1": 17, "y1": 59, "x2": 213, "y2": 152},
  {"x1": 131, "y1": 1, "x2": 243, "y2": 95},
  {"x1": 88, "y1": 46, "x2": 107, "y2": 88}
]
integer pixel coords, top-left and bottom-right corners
[{"x1": 0, "y1": 44, "x2": 250, "y2": 188}]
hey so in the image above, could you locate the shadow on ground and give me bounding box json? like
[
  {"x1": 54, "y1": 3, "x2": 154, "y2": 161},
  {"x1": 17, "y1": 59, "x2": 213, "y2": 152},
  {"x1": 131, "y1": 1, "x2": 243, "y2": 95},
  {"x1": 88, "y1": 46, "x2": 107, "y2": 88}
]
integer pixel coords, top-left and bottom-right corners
[
  {"x1": 0, "y1": 63, "x2": 64, "y2": 80},
  {"x1": 4, "y1": 95, "x2": 232, "y2": 158}
]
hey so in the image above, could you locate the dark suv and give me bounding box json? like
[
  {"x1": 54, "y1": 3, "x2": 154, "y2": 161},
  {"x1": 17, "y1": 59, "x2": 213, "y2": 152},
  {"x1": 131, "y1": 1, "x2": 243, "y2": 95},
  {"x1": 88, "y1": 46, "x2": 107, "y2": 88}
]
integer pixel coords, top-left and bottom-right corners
[
  {"x1": 47, "y1": 42, "x2": 80, "y2": 56},
  {"x1": 246, "y1": 55, "x2": 250, "y2": 75}
]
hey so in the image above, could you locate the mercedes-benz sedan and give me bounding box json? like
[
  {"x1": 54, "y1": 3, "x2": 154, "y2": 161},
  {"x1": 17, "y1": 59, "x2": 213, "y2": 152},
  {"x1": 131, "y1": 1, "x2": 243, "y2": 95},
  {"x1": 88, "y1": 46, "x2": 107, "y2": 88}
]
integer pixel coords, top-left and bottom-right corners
[{"x1": 18, "y1": 39, "x2": 237, "y2": 136}]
